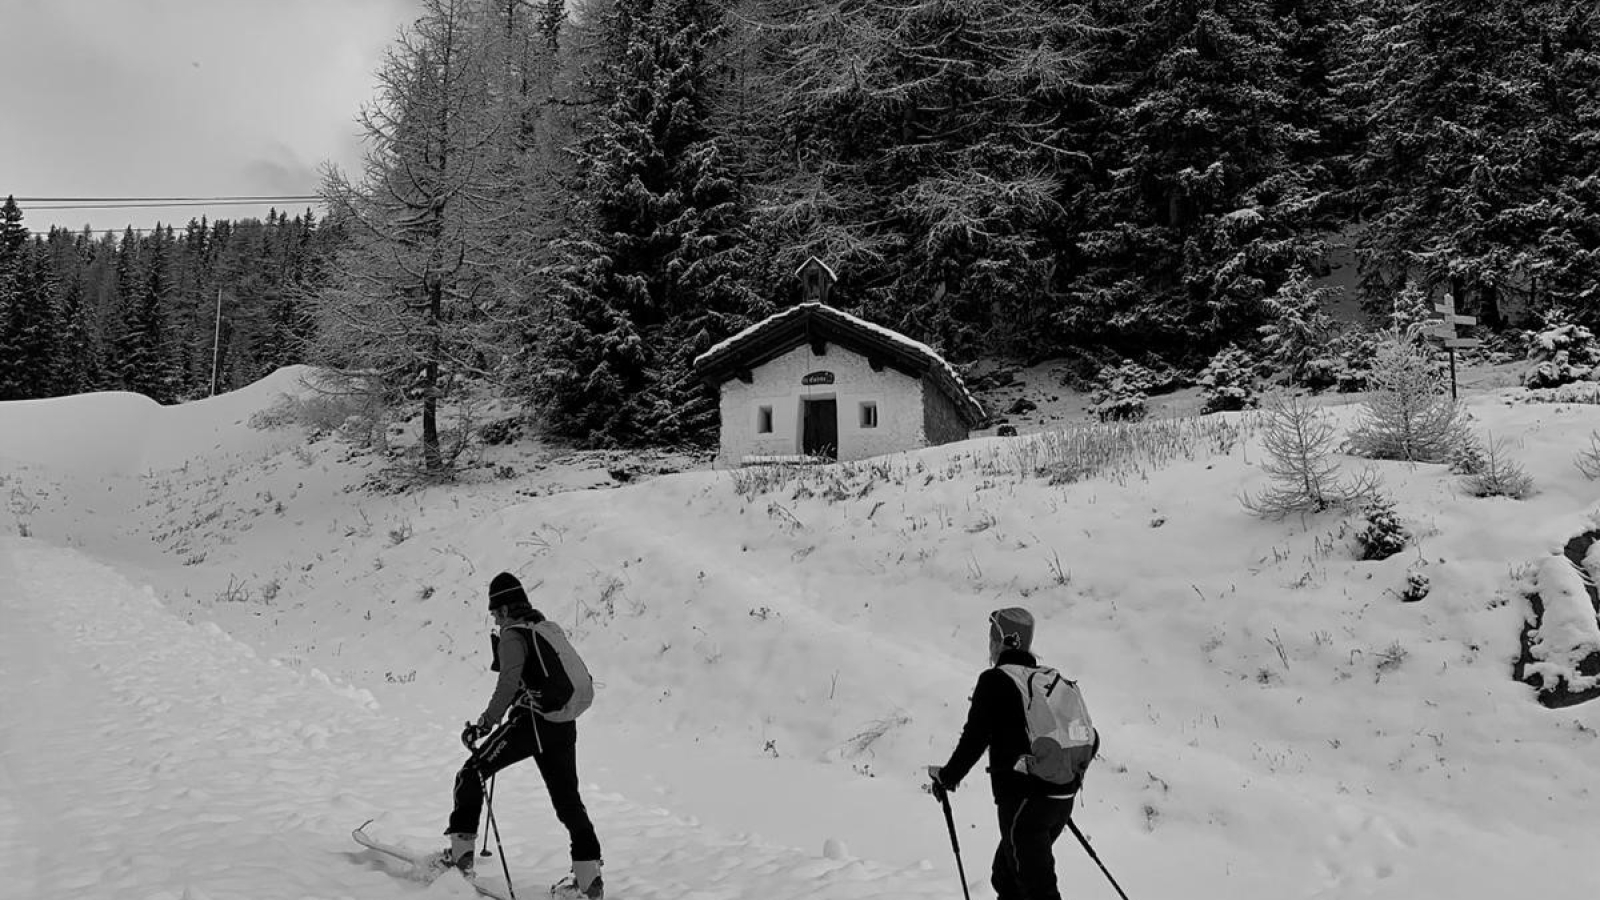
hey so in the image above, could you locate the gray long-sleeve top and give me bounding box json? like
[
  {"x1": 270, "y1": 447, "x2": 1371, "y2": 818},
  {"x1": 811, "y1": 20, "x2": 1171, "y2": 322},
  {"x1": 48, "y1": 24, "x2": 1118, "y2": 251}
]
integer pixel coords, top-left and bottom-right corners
[
  {"x1": 479, "y1": 625, "x2": 529, "y2": 727},
  {"x1": 479, "y1": 620, "x2": 576, "y2": 728}
]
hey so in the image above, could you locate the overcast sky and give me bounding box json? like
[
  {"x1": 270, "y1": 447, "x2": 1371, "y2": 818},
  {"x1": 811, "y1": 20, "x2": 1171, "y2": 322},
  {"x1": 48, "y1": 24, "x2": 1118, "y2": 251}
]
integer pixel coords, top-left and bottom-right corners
[{"x1": 1, "y1": 0, "x2": 421, "y2": 235}]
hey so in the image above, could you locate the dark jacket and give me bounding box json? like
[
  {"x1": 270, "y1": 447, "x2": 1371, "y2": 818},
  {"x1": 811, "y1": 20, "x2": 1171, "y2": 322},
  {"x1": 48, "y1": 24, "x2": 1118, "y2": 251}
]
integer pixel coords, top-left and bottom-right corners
[{"x1": 941, "y1": 649, "x2": 1093, "y2": 801}]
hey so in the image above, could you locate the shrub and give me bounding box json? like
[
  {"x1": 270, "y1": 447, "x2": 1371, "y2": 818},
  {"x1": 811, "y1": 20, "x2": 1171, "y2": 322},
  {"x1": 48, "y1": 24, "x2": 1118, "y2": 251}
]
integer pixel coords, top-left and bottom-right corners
[
  {"x1": 1089, "y1": 362, "x2": 1154, "y2": 422},
  {"x1": 1449, "y1": 433, "x2": 1487, "y2": 476},
  {"x1": 1090, "y1": 391, "x2": 1148, "y2": 422},
  {"x1": 1522, "y1": 317, "x2": 1600, "y2": 389},
  {"x1": 1399, "y1": 571, "x2": 1431, "y2": 603},
  {"x1": 479, "y1": 417, "x2": 523, "y2": 446},
  {"x1": 1575, "y1": 431, "x2": 1600, "y2": 480},
  {"x1": 1461, "y1": 434, "x2": 1535, "y2": 499},
  {"x1": 1355, "y1": 496, "x2": 1409, "y2": 560},
  {"x1": 1198, "y1": 345, "x2": 1261, "y2": 414}
]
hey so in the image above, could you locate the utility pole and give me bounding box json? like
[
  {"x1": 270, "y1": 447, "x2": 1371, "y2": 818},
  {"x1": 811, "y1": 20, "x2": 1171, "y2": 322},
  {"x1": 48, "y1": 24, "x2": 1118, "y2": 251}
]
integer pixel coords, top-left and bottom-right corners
[{"x1": 210, "y1": 287, "x2": 223, "y2": 396}]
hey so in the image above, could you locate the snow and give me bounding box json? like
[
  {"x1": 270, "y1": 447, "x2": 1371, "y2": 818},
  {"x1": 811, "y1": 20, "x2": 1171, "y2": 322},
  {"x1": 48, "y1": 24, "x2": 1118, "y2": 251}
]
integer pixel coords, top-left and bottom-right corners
[
  {"x1": 1526, "y1": 555, "x2": 1600, "y2": 694},
  {"x1": 4, "y1": 364, "x2": 1600, "y2": 899}
]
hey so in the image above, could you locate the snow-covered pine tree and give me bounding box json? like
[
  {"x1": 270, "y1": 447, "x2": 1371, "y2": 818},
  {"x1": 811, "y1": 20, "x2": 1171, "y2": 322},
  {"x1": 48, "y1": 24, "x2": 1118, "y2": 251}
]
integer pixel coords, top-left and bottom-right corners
[
  {"x1": 1354, "y1": 495, "x2": 1409, "y2": 560},
  {"x1": 0, "y1": 197, "x2": 30, "y2": 400},
  {"x1": 758, "y1": 0, "x2": 1098, "y2": 357},
  {"x1": 1259, "y1": 266, "x2": 1336, "y2": 384},
  {"x1": 1339, "y1": 0, "x2": 1572, "y2": 326},
  {"x1": 117, "y1": 227, "x2": 179, "y2": 404},
  {"x1": 49, "y1": 253, "x2": 99, "y2": 397},
  {"x1": 1530, "y1": 5, "x2": 1600, "y2": 321},
  {"x1": 1346, "y1": 332, "x2": 1468, "y2": 462},
  {"x1": 1198, "y1": 345, "x2": 1261, "y2": 414},
  {"x1": 1072, "y1": 0, "x2": 1332, "y2": 357},
  {"x1": 314, "y1": 0, "x2": 513, "y2": 473},
  {"x1": 1388, "y1": 284, "x2": 1432, "y2": 337},
  {"x1": 535, "y1": 0, "x2": 760, "y2": 448},
  {"x1": 79, "y1": 231, "x2": 124, "y2": 394},
  {"x1": 18, "y1": 236, "x2": 63, "y2": 399}
]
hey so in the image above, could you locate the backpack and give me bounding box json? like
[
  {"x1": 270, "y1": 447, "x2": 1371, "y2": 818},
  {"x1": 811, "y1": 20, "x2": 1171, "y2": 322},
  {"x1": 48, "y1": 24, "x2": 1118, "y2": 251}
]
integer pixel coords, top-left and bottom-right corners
[
  {"x1": 509, "y1": 621, "x2": 595, "y2": 722},
  {"x1": 998, "y1": 664, "x2": 1097, "y2": 790}
]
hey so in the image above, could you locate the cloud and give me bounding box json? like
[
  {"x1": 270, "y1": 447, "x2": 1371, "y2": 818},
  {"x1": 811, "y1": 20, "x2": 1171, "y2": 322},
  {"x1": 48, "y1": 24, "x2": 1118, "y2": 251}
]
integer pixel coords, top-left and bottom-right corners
[
  {"x1": 242, "y1": 147, "x2": 321, "y2": 198},
  {"x1": 0, "y1": 0, "x2": 420, "y2": 232}
]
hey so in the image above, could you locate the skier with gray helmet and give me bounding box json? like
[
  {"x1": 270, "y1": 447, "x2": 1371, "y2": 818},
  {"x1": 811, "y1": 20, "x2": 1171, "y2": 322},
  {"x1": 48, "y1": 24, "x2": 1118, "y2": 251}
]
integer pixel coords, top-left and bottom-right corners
[{"x1": 928, "y1": 607, "x2": 1099, "y2": 900}]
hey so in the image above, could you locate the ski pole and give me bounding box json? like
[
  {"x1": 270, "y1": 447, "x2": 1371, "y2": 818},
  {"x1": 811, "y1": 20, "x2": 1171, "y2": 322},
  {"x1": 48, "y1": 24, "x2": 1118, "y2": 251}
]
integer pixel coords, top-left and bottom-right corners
[
  {"x1": 482, "y1": 771, "x2": 516, "y2": 900},
  {"x1": 933, "y1": 783, "x2": 972, "y2": 900},
  {"x1": 1067, "y1": 817, "x2": 1130, "y2": 900},
  {"x1": 479, "y1": 775, "x2": 496, "y2": 857}
]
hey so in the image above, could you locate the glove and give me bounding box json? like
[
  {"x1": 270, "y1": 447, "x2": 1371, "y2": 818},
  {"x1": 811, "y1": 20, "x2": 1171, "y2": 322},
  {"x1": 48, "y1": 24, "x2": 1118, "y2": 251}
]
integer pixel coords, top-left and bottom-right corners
[
  {"x1": 461, "y1": 720, "x2": 491, "y2": 746},
  {"x1": 926, "y1": 765, "x2": 951, "y2": 796}
]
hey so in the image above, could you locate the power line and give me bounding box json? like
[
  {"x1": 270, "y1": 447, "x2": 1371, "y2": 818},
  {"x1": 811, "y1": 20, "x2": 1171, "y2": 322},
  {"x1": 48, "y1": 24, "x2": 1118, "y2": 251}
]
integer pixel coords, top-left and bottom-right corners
[
  {"x1": 12, "y1": 194, "x2": 322, "y2": 203},
  {"x1": 21, "y1": 197, "x2": 323, "y2": 211},
  {"x1": 30, "y1": 201, "x2": 322, "y2": 211}
]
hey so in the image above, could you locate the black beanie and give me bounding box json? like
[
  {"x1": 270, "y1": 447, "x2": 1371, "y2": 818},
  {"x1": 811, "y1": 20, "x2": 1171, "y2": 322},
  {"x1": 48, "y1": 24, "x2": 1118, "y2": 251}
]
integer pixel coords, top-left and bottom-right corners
[{"x1": 488, "y1": 572, "x2": 530, "y2": 611}]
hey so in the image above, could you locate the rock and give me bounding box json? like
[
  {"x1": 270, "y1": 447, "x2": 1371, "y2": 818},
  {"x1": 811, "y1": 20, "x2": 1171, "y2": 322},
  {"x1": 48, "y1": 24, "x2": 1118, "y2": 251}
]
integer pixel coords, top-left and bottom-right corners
[{"x1": 1005, "y1": 397, "x2": 1037, "y2": 415}]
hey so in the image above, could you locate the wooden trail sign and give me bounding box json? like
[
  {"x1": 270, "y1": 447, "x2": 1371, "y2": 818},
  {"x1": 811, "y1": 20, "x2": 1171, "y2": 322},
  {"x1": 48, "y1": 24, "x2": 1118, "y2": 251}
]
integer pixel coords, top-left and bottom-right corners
[{"x1": 1429, "y1": 295, "x2": 1479, "y2": 399}]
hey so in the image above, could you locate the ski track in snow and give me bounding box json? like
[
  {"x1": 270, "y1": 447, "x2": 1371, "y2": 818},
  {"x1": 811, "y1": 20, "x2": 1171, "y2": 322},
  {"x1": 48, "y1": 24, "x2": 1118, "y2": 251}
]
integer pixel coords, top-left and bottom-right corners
[{"x1": 0, "y1": 538, "x2": 959, "y2": 900}]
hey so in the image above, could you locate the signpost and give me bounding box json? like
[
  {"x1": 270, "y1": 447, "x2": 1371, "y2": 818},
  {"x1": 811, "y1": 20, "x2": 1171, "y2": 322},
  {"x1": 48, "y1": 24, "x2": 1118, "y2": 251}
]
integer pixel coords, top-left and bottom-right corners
[{"x1": 1429, "y1": 295, "x2": 1480, "y2": 399}]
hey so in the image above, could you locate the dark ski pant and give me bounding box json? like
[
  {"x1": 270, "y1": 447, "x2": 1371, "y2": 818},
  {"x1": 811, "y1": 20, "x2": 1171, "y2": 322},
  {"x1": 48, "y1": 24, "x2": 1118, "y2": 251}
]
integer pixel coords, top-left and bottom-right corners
[
  {"x1": 447, "y1": 710, "x2": 602, "y2": 861},
  {"x1": 992, "y1": 794, "x2": 1075, "y2": 900}
]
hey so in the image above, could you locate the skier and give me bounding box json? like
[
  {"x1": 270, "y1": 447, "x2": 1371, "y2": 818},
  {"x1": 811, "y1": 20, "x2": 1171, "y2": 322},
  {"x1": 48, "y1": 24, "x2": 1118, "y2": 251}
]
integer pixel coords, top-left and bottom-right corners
[
  {"x1": 441, "y1": 571, "x2": 604, "y2": 900},
  {"x1": 927, "y1": 607, "x2": 1096, "y2": 900}
]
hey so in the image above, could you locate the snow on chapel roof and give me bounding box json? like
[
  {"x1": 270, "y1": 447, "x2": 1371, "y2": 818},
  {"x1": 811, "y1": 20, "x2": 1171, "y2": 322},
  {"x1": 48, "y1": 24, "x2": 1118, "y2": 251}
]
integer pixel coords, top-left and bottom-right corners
[{"x1": 693, "y1": 302, "x2": 985, "y2": 428}]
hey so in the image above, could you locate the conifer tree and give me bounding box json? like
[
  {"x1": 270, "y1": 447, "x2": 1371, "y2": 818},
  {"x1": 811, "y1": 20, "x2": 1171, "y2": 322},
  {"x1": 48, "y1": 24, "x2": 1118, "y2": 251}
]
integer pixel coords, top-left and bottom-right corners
[
  {"x1": 1259, "y1": 266, "x2": 1336, "y2": 384},
  {"x1": 52, "y1": 258, "x2": 99, "y2": 396},
  {"x1": 1242, "y1": 394, "x2": 1380, "y2": 517},
  {"x1": 536, "y1": 0, "x2": 760, "y2": 447},
  {"x1": 0, "y1": 197, "x2": 30, "y2": 399},
  {"x1": 1073, "y1": 0, "x2": 1331, "y2": 358},
  {"x1": 117, "y1": 227, "x2": 178, "y2": 403},
  {"x1": 1347, "y1": 333, "x2": 1469, "y2": 462},
  {"x1": 759, "y1": 0, "x2": 1100, "y2": 356},
  {"x1": 1339, "y1": 0, "x2": 1580, "y2": 324},
  {"x1": 18, "y1": 236, "x2": 62, "y2": 398}
]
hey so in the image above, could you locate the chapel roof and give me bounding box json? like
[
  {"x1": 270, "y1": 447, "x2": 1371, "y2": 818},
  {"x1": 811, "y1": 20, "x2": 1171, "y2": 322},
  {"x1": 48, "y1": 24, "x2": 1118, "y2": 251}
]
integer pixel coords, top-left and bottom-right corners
[{"x1": 693, "y1": 302, "x2": 985, "y2": 428}]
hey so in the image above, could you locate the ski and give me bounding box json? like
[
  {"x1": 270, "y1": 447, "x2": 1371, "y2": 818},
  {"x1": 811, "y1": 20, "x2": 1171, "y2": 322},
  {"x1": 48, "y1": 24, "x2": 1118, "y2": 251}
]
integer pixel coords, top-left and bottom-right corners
[{"x1": 351, "y1": 820, "x2": 517, "y2": 900}]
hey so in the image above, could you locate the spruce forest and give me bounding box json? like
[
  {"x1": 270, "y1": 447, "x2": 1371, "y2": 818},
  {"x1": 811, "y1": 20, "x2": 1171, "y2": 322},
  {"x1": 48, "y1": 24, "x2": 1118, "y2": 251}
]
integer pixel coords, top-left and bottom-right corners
[{"x1": 2, "y1": 0, "x2": 1597, "y2": 463}]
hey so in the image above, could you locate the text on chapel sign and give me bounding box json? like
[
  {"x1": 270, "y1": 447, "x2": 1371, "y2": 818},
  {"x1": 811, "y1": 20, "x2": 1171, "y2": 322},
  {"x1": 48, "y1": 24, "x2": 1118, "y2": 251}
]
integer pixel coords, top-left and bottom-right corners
[{"x1": 802, "y1": 371, "x2": 835, "y2": 386}]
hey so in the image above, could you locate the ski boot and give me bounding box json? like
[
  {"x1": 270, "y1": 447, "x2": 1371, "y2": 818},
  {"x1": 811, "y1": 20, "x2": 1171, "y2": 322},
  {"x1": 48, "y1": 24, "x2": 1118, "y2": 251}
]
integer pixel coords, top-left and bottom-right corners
[
  {"x1": 436, "y1": 832, "x2": 478, "y2": 875},
  {"x1": 550, "y1": 859, "x2": 603, "y2": 899}
]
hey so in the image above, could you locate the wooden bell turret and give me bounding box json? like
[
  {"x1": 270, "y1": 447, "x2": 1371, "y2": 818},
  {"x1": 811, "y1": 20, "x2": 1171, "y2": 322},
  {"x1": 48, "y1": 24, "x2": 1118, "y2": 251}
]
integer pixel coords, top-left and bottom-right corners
[{"x1": 795, "y1": 256, "x2": 837, "y2": 306}]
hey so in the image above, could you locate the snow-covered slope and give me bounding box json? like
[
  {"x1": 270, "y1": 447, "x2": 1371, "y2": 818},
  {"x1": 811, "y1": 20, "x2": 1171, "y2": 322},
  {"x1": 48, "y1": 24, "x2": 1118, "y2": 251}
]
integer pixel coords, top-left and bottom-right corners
[{"x1": 3, "y1": 367, "x2": 1599, "y2": 899}]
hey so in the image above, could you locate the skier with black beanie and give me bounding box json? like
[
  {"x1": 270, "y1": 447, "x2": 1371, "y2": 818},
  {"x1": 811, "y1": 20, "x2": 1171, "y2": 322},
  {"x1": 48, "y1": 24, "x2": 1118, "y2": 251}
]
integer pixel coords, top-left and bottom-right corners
[{"x1": 438, "y1": 571, "x2": 604, "y2": 900}]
